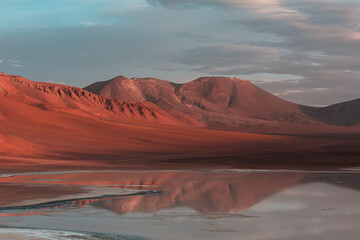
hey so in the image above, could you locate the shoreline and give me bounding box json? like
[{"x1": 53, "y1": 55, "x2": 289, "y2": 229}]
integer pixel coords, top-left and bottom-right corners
[
  {"x1": 0, "y1": 226, "x2": 147, "y2": 240},
  {"x1": 1, "y1": 158, "x2": 360, "y2": 175}
]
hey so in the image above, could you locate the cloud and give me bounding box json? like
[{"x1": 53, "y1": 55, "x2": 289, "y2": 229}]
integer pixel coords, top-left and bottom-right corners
[
  {"x1": 243, "y1": 18, "x2": 360, "y2": 57},
  {"x1": 155, "y1": 0, "x2": 360, "y2": 105},
  {"x1": 0, "y1": 58, "x2": 22, "y2": 68},
  {"x1": 175, "y1": 44, "x2": 278, "y2": 73},
  {"x1": 273, "y1": 88, "x2": 328, "y2": 97},
  {"x1": 147, "y1": 0, "x2": 305, "y2": 22},
  {"x1": 5, "y1": 59, "x2": 20, "y2": 63},
  {"x1": 291, "y1": 0, "x2": 360, "y2": 26},
  {"x1": 2, "y1": 0, "x2": 360, "y2": 106}
]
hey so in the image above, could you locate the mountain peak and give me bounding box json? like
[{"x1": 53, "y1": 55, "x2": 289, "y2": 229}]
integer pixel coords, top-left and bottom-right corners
[
  {"x1": 84, "y1": 75, "x2": 308, "y2": 127},
  {"x1": 111, "y1": 75, "x2": 128, "y2": 82}
]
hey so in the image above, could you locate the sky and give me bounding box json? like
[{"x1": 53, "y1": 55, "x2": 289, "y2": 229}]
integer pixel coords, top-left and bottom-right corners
[{"x1": 1, "y1": 0, "x2": 360, "y2": 106}]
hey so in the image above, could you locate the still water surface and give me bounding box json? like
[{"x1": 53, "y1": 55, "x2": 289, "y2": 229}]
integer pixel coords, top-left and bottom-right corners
[{"x1": 0, "y1": 170, "x2": 359, "y2": 239}]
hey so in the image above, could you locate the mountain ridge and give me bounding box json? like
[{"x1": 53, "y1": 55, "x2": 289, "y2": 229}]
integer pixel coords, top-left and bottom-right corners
[
  {"x1": 1, "y1": 72, "x2": 360, "y2": 169},
  {"x1": 0, "y1": 73, "x2": 202, "y2": 127},
  {"x1": 84, "y1": 75, "x2": 360, "y2": 128}
]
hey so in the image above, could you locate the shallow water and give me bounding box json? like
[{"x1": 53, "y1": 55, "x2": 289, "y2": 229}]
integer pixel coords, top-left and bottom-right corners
[{"x1": 0, "y1": 170, "x2": 360, "y2": 239}]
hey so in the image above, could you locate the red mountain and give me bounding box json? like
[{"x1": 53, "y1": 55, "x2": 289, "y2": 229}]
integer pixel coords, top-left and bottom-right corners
[
  {"x1": 1, "y1": 73, "x2": 360, "y2": 171},
  {"x1": 85, "y1": 75, "x2": 360, "y2": 129},
  {"x1": 0, "y1": 73, "x2": 202, "y2": 127}
]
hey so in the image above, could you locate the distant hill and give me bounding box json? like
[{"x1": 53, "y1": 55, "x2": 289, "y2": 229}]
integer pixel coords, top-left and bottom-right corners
[{"x1": 301, "y1": 98, "x2": 360, "y2": 126}]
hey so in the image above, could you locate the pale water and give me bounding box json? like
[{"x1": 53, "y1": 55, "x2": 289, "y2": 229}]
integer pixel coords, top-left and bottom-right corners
[{"x1": 0, "y1": 170, "x2": 359, "y2": 240}]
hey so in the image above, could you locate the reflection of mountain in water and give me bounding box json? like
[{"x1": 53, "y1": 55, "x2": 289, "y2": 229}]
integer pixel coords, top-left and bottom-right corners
[
  {"x1": 0, "y1": 171, "x2": 307, "y2": 216},
  {"x1": 91, "y1": 172, "x2": 307, "y2": 214},
  {"x1": 4, "y1": 171, "x2": 360, "y2": 217}
]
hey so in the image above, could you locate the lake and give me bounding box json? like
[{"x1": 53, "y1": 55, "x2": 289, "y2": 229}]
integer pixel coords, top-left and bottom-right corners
[{"x1": 0, "y1": 169, "x2": 359, "y2": 239}]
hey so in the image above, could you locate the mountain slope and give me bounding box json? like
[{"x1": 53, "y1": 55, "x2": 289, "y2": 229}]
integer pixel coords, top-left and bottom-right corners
[
  {"x1": 0, "y1": 73, "x2": 202, "y2": 127},
  {"x1": 0, "y1": 73, "x2": 297, "y2": 162}
]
